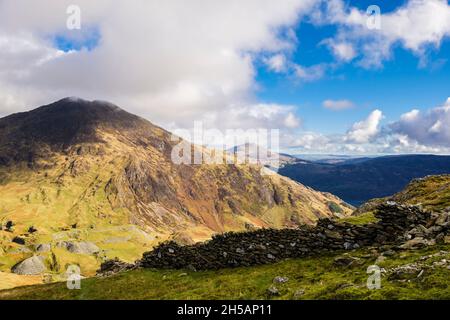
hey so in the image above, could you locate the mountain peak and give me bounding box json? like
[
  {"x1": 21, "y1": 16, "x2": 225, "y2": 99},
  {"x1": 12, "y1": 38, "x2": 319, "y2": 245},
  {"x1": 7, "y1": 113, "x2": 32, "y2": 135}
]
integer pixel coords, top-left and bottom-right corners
[{"x1": 0, "y1": 98, "x2": 159, "y2": 165}]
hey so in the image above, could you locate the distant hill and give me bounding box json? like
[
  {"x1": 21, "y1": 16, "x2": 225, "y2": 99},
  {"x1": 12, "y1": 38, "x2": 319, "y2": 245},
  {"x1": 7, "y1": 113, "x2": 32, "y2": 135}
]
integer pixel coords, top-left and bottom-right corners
[{"x1": 279, "y1": 155, "x2": 450, "y2": 206}]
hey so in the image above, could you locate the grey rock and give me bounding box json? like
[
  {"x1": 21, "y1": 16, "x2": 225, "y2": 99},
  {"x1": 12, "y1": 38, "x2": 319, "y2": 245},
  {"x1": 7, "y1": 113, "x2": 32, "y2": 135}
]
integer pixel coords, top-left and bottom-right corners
[
  {"x1": 399, "y1": 238, "x2": 434, "y2": 250},
  {"x1": 343, "y1": 242, "x2": 353, "y2": 250},
  {"x1": 35, "y1": 243, "x2": 51, "y2": 252},
  {"x1": 375, "y1": 255, "x2": 387, "y2": 264},
  {"x1": 12, "y1": 256, "x2": 46, "y2": 275},
  {"x1": 382, "y1": 250, "x2": 396, "y2": 257},
  {"x1": 267, "y1": 286, "x2": 280, "y2": 296},
  {"x1": 57, "y1": 241, "x2": 100, "y2": 254},
  {"x1": 273, "y1": 276, "x2": 289, "y2": 284},
  {"x1": 333, "y1": 255, "x2": 361, "y2": 268},
  {"x1": 294, "y1": 289, "x2": 305, "y2": 298}
]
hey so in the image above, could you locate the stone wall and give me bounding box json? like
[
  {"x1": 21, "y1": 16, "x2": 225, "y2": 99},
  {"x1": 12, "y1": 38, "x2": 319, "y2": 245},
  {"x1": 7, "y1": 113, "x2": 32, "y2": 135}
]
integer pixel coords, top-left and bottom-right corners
[{"x1": 101, "y1": 203, "x2": 449, "y2": 273}]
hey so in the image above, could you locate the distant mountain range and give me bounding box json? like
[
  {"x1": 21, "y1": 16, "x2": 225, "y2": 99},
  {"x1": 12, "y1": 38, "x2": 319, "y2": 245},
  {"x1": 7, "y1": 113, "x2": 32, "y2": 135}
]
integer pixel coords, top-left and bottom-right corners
[{"x1": 279, "y1": 154, "x2": 450, "y2": 206}]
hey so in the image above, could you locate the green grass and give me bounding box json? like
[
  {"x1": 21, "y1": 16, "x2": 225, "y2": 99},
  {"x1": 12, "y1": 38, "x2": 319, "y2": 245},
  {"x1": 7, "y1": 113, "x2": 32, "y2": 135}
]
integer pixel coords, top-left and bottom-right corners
[
  {"x1": 339, "y1": 212, "x2": 378, "y2": 225},
  {"x1": 1, "y1": 244, "x2": 449, "y2": 300}
]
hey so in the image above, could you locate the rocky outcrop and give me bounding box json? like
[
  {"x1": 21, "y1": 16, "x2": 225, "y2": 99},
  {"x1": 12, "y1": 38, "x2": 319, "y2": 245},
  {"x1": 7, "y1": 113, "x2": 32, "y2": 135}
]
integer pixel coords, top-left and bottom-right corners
[
  {"x1": 97, "y1": 258, "x2": 136, "y2": 277},
  {"x1": 11, "y1": 256, "x2": 47, "y2": 275},
  {"x1": 136, "y1": 203, "x2": 449, "y2": 271}
]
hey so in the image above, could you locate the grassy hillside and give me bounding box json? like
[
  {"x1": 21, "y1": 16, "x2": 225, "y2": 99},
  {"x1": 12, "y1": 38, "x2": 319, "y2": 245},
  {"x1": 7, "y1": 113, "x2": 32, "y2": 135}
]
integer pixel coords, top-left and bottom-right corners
[{"x1": 1, "y1": 243, "x2": 449, "y2": 300}]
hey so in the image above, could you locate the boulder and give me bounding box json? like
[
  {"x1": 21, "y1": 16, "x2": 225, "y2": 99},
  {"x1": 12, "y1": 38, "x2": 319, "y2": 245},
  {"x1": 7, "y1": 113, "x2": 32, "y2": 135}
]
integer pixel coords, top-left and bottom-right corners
[
  {"x1": 294, "y1": 289, "x2": 305, "y2": 298},
  {"x1": 12, "y1": 256, "x2": 47, "y2": 275},
  {"x1": 273, "y1": 276, "x2": 289, "y2": 284},
  {"x1": 445, "y1": 236, "x2": 450, "y2": 244},
  {"x1": 35, "y1": 243, "x2": 51, "y2": 252},
  {"x1": 333, "y1": 255, "x2": 361, "y2": 268},
  {"x1": 399, "y1": 237, "x2": 434, "y2": 250},
  {"x1": 267, "y1": 286, "x2": 280, "y2": 296},
  {"x1": 57, "y1": 241, "x2": 100, "y2": 254}
]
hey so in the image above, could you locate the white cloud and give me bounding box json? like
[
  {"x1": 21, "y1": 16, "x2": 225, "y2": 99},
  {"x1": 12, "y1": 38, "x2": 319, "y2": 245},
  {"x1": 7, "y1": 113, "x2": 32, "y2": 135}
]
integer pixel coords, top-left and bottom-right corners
[
  {"x1": 323, "y1": 99, "x2": 354, "y2": 111},
  {"x1": 345, "y1": 109, "x2": 383, "y2": 143},
  {"x1": 293, "y1": 63, "x2": 327, "y2": 82},
  {"x1": 223, "y1": 103, "x2": 302, "y2": 130},
  {"x1": 286, "y1": 132, "x2": 330, "y2": 150},
  {"x1": 400, "y1": 109, "x2": 420, "y2": 122},
  {"x1": 287, "y1": 99, "x2": 450, "y2": 155},
  {"x1": 284, "y1": 112, "x2": 301, "y2": 128},
  {"x1": 320, "y1": 0, "x2": 450, "y2": 68},
  {"x1": 0, "y1": 0, "x2": 319, "y2": 132},
  {"x1": 264, "y1": 53, "x2": 287, "y2": 72},
  {"x1": 390, "y1": 98, "x2": 450, "y2": 147},
  {"x1": 324, "y1": 40, "x2": 356, "y2": 61}
]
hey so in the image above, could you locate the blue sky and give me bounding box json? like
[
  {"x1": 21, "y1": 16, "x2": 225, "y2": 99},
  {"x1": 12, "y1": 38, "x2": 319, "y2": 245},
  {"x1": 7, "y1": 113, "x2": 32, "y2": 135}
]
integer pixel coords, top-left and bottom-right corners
[{"x1": 255, "y1": 2, "x2": 450, "y2": 135}]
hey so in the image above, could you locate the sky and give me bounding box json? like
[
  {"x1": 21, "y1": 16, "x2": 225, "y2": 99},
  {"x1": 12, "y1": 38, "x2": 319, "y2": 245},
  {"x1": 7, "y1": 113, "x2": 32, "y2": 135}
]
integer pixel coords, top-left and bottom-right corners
[{"x1": 0, "y1": 0, "x2": 449, "y2": 155}]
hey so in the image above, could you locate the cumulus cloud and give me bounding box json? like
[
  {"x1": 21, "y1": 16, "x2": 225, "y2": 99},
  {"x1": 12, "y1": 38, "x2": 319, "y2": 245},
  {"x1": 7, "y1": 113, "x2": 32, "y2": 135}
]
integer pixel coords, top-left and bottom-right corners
[
  {"x1": 320, "y1": 0, "x2": 450, "y2": 68},
  {"x1": 323, "y1": 99, "x2": 354, "y2": 111},
  {"x1": 345, "y1": 109, "x2": 383, "y2": 143},
  {"x1": 390, "y1": 98, "x2": 450, "y2": 147},
  {"x1": 286, "y1": 99, "x2": 450, "y2": 155}
]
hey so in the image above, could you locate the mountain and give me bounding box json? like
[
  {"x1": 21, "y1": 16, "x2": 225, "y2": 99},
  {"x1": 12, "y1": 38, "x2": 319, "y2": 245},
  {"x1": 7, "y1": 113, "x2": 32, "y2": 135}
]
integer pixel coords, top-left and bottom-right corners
[
  {"x1": 0, "y1": 98, "x2": 352, "y2": 289},
  {"x1": 278, "y1": 155, "x2": 450, "y2": 206}
]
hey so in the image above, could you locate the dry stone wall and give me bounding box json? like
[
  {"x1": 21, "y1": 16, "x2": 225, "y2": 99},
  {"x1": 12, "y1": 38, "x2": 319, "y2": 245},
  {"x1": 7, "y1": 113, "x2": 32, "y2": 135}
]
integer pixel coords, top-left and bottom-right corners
[{"x1": 99, "y1": 203, "x2": 449, "y2": 273}]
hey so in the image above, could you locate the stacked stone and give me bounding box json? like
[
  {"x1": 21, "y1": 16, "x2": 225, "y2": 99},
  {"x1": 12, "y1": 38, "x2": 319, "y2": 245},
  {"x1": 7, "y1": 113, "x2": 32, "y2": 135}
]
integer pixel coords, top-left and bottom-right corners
[{"x1": 134, "y1": 202, "x2": 448, "y2": 271}]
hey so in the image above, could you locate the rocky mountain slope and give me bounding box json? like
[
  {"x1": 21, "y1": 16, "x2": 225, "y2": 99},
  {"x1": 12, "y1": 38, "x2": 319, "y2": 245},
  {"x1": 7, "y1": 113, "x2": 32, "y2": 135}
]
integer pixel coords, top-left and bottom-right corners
[{"x1": 0, "y1": 98, "x2": 351, "y2": 289}]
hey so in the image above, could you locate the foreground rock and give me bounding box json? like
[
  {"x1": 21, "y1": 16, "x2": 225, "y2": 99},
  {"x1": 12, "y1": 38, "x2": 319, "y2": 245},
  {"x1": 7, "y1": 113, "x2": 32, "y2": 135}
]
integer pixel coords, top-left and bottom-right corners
[
  {"x1": 97, "y1": 258, "x2": 136, "y2": 277},
  {"x1": 11, "y1": 256, "x2": 47, "y2": 275}
]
